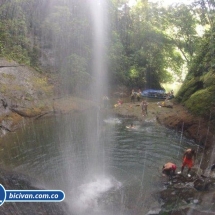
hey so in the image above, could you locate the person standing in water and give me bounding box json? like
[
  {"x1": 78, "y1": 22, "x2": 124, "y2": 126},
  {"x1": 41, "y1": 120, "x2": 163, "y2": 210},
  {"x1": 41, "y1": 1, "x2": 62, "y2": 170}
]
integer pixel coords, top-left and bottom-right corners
[
  {"x1": 141, "y1": 99, "x2": 148, "y2": 116},
  {"x1": 178, "y1": 148, "x2": 196, "y2": 177}
]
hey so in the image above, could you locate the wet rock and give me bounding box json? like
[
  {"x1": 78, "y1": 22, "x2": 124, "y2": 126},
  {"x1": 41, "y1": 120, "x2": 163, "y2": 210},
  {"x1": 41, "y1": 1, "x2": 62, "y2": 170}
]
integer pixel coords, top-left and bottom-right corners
[
  {"x1": 158, "y1": 172, "x2": 215, "y2": 214},
  {"x1": 194, "y1": 177, "x2": 215, "y2": 191}
]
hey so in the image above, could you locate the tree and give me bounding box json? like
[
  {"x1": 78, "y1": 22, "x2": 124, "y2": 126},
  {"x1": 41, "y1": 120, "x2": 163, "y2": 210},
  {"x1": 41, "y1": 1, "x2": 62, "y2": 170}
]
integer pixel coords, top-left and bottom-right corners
[{"x1": 160, "y1": 4, "x2": 201, "y2": 66}]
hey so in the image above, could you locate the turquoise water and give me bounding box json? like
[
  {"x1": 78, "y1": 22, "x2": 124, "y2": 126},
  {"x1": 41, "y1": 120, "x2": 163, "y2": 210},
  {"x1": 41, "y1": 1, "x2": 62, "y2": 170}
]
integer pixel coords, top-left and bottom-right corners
[{"x1": 0, "y1": 111, "x2": 196, "y2": 215}]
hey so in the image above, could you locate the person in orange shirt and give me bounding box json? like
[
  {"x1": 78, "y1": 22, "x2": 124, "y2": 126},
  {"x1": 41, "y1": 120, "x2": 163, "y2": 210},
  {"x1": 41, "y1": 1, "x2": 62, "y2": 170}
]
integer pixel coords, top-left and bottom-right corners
[{"x1": 178, "y1": 148, "x2": 196, "y2": 177}]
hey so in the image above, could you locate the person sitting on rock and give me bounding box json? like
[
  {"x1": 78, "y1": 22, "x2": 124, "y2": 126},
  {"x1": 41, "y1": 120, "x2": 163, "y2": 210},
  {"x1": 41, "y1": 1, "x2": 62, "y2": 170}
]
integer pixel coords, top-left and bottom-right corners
[
  {"x1": 162, "y1": 162, "x2": 177, "y2": 182},
  {"x1": 178, "y1": 148, "x2": 196, "y2": 177}
]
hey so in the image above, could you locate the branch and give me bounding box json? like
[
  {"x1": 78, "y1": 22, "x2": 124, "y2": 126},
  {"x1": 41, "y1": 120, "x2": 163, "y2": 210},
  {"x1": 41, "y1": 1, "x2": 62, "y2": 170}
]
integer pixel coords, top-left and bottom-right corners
[{"x1": 167, "y1": 35, "x2": 190, "y2": 63}]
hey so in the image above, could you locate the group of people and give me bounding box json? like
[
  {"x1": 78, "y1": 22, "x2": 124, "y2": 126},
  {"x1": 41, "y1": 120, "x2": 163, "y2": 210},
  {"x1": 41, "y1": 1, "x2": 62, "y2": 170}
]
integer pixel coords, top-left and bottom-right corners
[
  {"x1": 165, "y1": 89, "x2": 174, "y2": 100},
  {"x1": 162, "y1": 148, "x2": 196, "y2": 181},
  {"x1": 131, "y1": 89, "x2": 142, "y2": 103}
]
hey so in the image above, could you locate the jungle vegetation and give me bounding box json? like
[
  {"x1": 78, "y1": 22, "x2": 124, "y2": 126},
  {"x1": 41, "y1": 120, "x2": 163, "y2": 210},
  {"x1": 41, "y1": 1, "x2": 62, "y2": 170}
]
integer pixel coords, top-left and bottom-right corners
[{"x1": 0, "y1": 0, "x2": 214, "y2": 119}]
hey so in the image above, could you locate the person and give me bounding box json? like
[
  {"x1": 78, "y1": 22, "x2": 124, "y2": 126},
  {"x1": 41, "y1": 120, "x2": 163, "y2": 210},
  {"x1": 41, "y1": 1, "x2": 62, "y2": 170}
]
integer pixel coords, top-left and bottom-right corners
[
  {"x1": 130, "y1": 89, "x2": 135, "y2": 103},
  {"x1": 178, "y1": 148, "x2": 196, "y2": 177},
  {"x1": 141, "y1": 100, "x2": 148, "y2": 116},
  {"x1": 136, "y1": 89, "x2": 141, "y2": 102},
  {"x1": 162, "y1": 162, "x2": 177, "y2": 181},
  {"x1": 117, "y1": 98, "x2": 123, "y2": 105},
  {"x1": 170, "y1": 90, "x2": 174, "y2": 98}
]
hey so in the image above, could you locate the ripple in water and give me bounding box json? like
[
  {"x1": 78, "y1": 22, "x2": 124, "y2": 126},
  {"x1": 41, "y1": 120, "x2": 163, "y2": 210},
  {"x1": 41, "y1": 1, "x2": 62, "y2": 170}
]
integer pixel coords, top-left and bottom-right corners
[{"x1": 103, "y1": 117, "x2": 122, "y2": 125}]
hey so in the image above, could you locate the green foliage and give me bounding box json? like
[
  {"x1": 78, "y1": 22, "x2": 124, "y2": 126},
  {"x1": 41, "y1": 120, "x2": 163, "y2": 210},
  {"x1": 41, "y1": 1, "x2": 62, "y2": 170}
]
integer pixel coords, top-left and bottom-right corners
[
  {"x1": 184, "y1": 88, "x2": 215, "y2": 117},
  {"x1": 193, "y1": 0, "x2": 215, "y2": 27},
  {"x1": 0, "y1": 0, "x2": 208, "y2": 99},
  {"x1": 0, "y1": 0, "x2": 41, "y2": 66},
  {"x1": 159, "y1": 4, "x2": 200, "y2": 65},
  {"x1": 202, "y1": 71, "x2": 215, "y2": 87},
  {"x1": 108, "y1": 30, "x2": 130, "y2": 85},
  {"x1": 61, "y1": 54, "x2": 91, "y2": 93},
  {"x1": 176, "y1": 16, "x2": 215, "y2": 118},
  {"x1": 176, "y1": 78, "x2": 203, "y2": 103},
  {"x1": 107, "y1": 0, "x2": 200, "y2": 89}
]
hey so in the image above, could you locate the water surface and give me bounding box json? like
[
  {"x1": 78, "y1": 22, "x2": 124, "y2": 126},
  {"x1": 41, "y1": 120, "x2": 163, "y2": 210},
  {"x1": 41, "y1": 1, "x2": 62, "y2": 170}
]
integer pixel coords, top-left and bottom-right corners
[{"x1": 0, "y1": 111, "x2": 195, "y2": 214}]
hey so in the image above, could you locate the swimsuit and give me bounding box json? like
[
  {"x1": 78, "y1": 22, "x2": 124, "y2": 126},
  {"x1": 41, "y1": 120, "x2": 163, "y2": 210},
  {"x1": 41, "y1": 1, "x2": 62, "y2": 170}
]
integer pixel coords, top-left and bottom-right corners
[
  {"x1": 182, "y1": 157, "x2": 193, "y2": 168},
  {"x1": 163, "y1": 164, "x2": 176, "y2": 176},
  {"x1": 172, "y1": 164, "x2": 176, "y2": 171}
]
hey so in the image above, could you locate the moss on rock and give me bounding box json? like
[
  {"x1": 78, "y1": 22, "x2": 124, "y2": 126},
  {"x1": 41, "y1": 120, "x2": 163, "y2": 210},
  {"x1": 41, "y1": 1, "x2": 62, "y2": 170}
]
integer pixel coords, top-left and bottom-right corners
[
  {"x1": 176, "y1": 31, "x2": 215, "y2": 127},
  {"x1": 184, "y1": 88, "x2": 214, "y2": 117},
  {"x1": 176, "y1": 78, "x2": 203, "y2": 103}
]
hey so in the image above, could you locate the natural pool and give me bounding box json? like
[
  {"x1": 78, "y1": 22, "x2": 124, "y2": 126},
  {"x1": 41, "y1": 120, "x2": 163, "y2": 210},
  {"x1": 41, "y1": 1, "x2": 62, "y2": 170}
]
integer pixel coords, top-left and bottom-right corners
[{"x1": 0, "y1": 110, "x2": 196, "y2": 215}]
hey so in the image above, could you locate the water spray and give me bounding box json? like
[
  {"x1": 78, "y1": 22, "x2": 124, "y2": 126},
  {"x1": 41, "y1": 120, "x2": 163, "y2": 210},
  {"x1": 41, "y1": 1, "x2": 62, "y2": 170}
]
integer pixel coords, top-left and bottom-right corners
[{"x1": 178, "y1": 121, "x2": 184, "y2": 157}]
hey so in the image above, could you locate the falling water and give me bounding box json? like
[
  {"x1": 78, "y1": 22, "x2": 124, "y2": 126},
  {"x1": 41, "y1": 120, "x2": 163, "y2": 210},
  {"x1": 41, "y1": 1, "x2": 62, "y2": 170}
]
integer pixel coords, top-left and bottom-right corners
[
  {"x1": 90, "y1": 0, "x2": 108, "y2": 102},
  {"x1": 68, "y1": 1, "x2": 120, "y2": 214},
  {"x1": 86, "y1": 0, "x2": 108, "y2": 175},
  {"x1": 177, "y1": 122, "x2": 184, "y2": 157}
]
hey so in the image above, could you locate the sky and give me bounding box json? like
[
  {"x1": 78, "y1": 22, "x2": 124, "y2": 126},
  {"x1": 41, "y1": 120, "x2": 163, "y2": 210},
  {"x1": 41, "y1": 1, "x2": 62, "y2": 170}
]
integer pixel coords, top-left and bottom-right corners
[
  {"x1": 129, "y1": 0, "x2": 195, "y2": 7},
  {"x1": 150, "y1": 0, "x2": 194, "y2": 6}
]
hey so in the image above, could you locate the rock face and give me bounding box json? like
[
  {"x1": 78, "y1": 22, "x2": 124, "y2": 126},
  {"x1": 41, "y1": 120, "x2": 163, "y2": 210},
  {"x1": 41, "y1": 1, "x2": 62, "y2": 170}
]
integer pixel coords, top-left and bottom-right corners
[
  {"x1": 159, "y1": 172, "x2": 215, "y2": 215},
  {"x1": 0, "y1": 59, "x2": 52, "y2": 105},
  {"x1": 0, "y1": 58, "x2": 54, "y2": 136},
  {"x1": 0, "y1": 58, "x2": 96, "y2": 138},
  {"x1": 156, "y1": 103, "x2": 214, "y2": 150}
]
